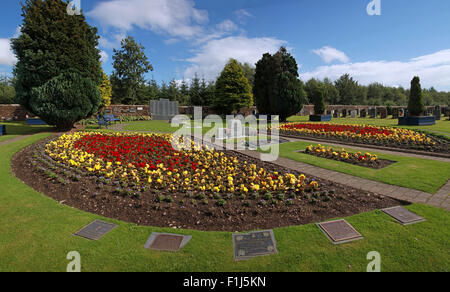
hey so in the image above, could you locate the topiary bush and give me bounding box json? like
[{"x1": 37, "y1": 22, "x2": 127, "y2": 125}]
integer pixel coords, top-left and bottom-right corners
[
  {"x1": 312, "y1": 85, "x2": 326, "y2": 115},
  {"x1": 408, "y1": 76, "x2": 425, "y2": 116},
  {"x1": 30, "y1": 73, "x2": 101, "y2": 131}
]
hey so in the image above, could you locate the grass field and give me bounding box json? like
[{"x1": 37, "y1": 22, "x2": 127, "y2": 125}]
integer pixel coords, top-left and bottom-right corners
[
  {"x1": 0, "y1": 134, "x2": 449, "y2": 272},
  {"x1": 275, "y1": 142, "x2": 450, "y2": 194},
  {"x1": 0, "y1": 121, "x2": 54, "y2": 142},
  {"x1": 287, "y1": 116, "x2": 450, "y2": 137}
]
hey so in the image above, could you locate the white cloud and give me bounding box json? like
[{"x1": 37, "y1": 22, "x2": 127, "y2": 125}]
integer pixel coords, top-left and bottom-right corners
[
  {"x1": 312, "y1": 46, "x2": 349, "y2": 63},
  {"x1": 183, "y1": 36, "x2": 286, "y2": 80},
  {"x1": 216, "y1": 20, "x2": 238, "y2": 33},
  {"x1": 100, "y1": 51, "x2": 109, "y2": 64},
  {"x1": 0, "y1": 39, "x2": 16, "y2": 66},
  {"x1": 302, "y1": 49, "x2": 450, "y2": 90},
  {"x1": 234, "y1": 9, "x2": 254, "y2": 23},
  {"x1": 88, "y1": 0, "x2": 208, "y2": 40}
]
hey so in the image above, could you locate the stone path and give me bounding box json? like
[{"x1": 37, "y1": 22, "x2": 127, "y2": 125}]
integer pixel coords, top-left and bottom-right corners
[
  {"x1": 238, "y1": 150, "x2": 450, "y2": 211},
  {"x1": 282, "y1": 136, "x2": 450, "y2": 163}
]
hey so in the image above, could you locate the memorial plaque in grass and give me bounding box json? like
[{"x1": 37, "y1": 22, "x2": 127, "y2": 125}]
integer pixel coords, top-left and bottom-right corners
[
  {"x1": 73, "y1": 220, "x2": 118, "y2": 241},
  {"x1": 382, "y1": 206, "x2": 426, "y2": 225},
  {"x1": 233, "y1": 230, "x2": 278, "y2": 261},
  {"x1": 317, "y1": 219, "x2": 363, "y2": 245},
  {"x1": 144, "y1": 233, "x2": 192, "y2": 252}
]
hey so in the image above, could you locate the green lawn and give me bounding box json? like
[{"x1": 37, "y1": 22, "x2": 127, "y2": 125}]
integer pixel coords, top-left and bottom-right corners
[
  {"x1": 276, "y1": 141, "x2": 450, "y2": 194},
  {"x1": 287, "y1": 116, "x2": 450, "y2": 137},
  {"x1": 0, "y1": 134, "x2": 449, "y2": 272},
  {"x1": 0, "y1": 121, "x2": 54, "y2": 142}
]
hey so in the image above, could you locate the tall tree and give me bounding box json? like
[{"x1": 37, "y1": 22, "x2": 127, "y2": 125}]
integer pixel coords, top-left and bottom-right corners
[
  {"x1": 254, "y1": 47, "x2": 306, "y2": 121},
  {"x1": 111, "y1": 36, "x2": 153, "y2": 105},
  {"x1": 334, "y1": 74, "x2": 364, "y2": 105},
  {"x1": 179, "y1": 79, "x2": 190, "y2": 105},
  {"x1": 11, "y1": 0, "x2": 102, "y2": 130},
  {"x1": 214, "y1": 59, "x2": 253, "y2": 115},
  {"x1": 408, "y1": 76, "x2": 425, "y2": 116},
  {"x1": 167, "y1": 79, "x2": 180, "y2": 102},
  {"x1": 323, "y1": 78, "x2": 339, "y2": 104},
  {"x1": 240, "y1": 62, "x2": 256, "y2": 88},
  {"x1": 98, "y1": 69, "x2": 112, "y2": 108},
  {"x1": 0, "y1": 75, "x2": 15, "y2": 104},
  {"x1": 189, "y1": 74, "x2": 202, "y2": 105}
]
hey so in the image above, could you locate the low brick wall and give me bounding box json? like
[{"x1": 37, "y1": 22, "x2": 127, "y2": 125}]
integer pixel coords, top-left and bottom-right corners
[{"x1": 0, "y1": 105, "x2": 35, "y2": 121}]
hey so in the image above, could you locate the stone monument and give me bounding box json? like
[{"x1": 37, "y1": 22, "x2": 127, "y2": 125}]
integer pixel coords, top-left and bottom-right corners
[{"x1": 150, "y1": 99, "x2": 179, "y2": 121}]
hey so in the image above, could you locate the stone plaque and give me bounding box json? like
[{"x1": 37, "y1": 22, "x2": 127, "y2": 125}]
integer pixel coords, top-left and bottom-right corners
[
  {"x1": 351, "y1": 110, "x2": 358, "y2": 118},
  {"x1": 144, "y1": 233, "x2": 192, "y2": 252},
  {"x1": 317, "y1": 219, "x2": 363, "y2": 244},
  {"x1": 73, "y1": 220, "x2": 118, "y2": 241},
  {"x1": 233, "y1": 230, "x2": 278, "y2": 261},
  {"x1": 382, "y1": 206, "x2": 426, "y2": 225}
]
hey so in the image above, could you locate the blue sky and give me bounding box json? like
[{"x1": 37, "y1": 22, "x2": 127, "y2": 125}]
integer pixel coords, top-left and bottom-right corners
[{"x1": 1, "y1": 0, "x2": 450, "y2": 90}]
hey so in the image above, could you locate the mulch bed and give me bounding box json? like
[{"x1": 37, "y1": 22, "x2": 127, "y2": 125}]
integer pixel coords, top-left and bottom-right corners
[
  {"x1": 11, "y1": 137, "x2": 403, "y2": 232},
  {"x1": 300, "y1": 151, "x2": 396, "y2": 169}
]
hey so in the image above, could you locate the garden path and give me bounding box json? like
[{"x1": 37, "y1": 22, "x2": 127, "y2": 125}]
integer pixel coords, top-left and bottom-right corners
[{"x1": 237, "y1": 149, "x2": 450, "y2": 211}]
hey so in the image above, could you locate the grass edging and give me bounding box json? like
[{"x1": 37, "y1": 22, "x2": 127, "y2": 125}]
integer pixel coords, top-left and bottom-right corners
[{"x1": 0, "y1": 134, "x2": 449, "y2": 272}]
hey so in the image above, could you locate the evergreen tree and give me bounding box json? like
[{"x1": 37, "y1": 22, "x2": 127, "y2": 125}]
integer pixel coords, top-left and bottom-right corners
[
  {"x1": 111, "y1": 36, "x2": 153, "y2": 105},
  {"x1": 312, "y1": 84, "x2": 326, "y2": 115},
  {"x1": 254, "y1": 53, "x2": 276, "y2": 114},
  {"x1": 189, "y1": 74, "x2": 202, "y2": 105},
  {"x1": 167, "y1": 79, "x2": 180, "y2": 102},
  {"x1": 254, "y1": 47, "x2": 306, "y2": 121},
  {"x1": 214, "y1": 59, "x2": 253, "y2": 115},
  {"x1": 408, "y1": 76, "x2": 425, "y2": 116},
  {"x1": 11, "y1": 0, "x2": 102, "y2": 130},
  {"x1": 240, "y1": 62, "x2": 256, "y2": 88},
  {"x1": 179, "y1": 79, "x2": 190, "y2": 105}
]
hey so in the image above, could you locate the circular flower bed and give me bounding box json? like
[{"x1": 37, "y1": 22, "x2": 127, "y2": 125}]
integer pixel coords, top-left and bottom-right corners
[
  {"x1": 304, "y1": 145, "x2": 395, "y2": 169},
  {"x1": 12, "y1": 132, "x2": 401, "y2": 231},
  {"x1": 47, "y1": 132, "x2": 317, "y2": 195},
  {"x1": 278, "y1": 123, "x2": 449, "y2": 153}
]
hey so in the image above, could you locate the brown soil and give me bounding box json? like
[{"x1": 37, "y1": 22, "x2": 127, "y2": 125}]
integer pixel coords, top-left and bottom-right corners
[
  {"x1": 11, "y1": 138, "x2": 403, "y2": 232},
  {"x1": 301, "y1": 151, "x2": 396, "y2": 169}
]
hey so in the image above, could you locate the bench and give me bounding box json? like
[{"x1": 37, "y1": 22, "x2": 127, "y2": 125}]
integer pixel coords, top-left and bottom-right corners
[
  {"x1": 104, "y1": 114, "x2": 120, "y2": 124},
  {"x1": 0, "y1": 125, "x2": 5, "y2": 136},
  {"x1": 97, "y1": 116, "x2": 109, "y2": 129},
  {"x1": 26, "y1": 118, "x2": 48, "y2": 126}
]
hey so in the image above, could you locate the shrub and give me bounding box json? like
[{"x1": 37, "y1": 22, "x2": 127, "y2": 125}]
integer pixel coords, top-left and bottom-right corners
[
  {"x1": 312, "y1": 85, "x2": 326, "y2": 115},
  {"x1": 408, "y1": 76, "x2": 425, "y2": 116},
  {"x1": 29, "y1": 72, "x2": 101, "y2": 131}
]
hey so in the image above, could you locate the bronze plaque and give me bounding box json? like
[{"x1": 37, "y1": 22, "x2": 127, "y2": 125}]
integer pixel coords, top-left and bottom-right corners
[
  {"x1": 74, "y1": 220, "x2": 118, "y2": 241},
  {"x1": 382, "y1": 206, "x2": 426, "y2": 225},
  {"x1": 318, "y1": 219, "x2": 363, "y2": 244},
  {"x1": 233, "y1": 230, "x2": 278, "y2": 261},
  {"x1": 150, "y1": 234, "x2": 184, "y2": 251},
  {"x1": 144, "y1": 233, "x2": 192, "y2": 252}
]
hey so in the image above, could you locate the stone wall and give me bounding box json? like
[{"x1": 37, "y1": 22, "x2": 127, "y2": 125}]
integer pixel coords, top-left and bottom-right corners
[
  {"x1": 103, "y1": 105, "x2": 150, "y2": 116},
  {"x1": 1, "y1": 104, "x2": 447, "y2": 121}
]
